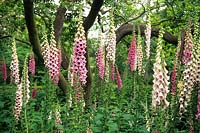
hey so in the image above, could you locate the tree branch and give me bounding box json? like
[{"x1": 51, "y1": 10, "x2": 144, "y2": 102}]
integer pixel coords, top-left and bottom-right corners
[
  {"x1": 83, "y1": 0, "x2": 104, "y2": 32},
  {"x1": 0, "y1": 35, "x2": 31, "y2": 45},
  {"x1": 121, "y1": 4, "x2": 146, "y2": 26},
  {"x1": 116, "y1": 23, "x2": 178, "y2": 45}
]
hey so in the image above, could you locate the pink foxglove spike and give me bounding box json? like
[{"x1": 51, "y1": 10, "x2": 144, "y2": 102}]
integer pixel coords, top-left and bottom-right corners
[
  {"x1": 72, "y1": 17, "x2": 87, "y2": 84},
  {"x1": 1, "y1": 60, "x2": 7, "y2": 81},
  {"x1": 110, "y1": 62, "x2": 115, "y2": 81},
  {"x1": 127, "y1": 36, "x2": 137, "y2": 72},
  {"x1": 29, "y1": 54, "x2": 35, "y2": 75},
  {"x1": 182, "y1": 29, "x2": 193, "y2": 65},
  {"x1": 116, "y1": 67, "x2": 122, "y2": 89}
]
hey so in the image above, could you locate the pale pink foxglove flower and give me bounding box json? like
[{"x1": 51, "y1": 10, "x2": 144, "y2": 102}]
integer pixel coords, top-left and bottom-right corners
[
  {"x1": 41, "y1": 29, "x2": 62, "y2": 85},
  {"x1": 41, "y1": 33, "x2": 50, "y2": 68},
  {"x1": 14, "y1": 83, "x2": 23, "y2": 121},
  {"x1": 145, "y1": 13, "x2": 151, "y2": 59},
  {"x1": 106, "y1": 19, "x2": 116, "y2": 64},
  {"x1": 1, "y1": 60, "x2": 7, "y2": 81},
  {"x1": 55, "y1": 107, "x2": 63, "y2": 133},
  {"x1": 10, "y1": 40, "x2": 20, "y2": 84},
  {"x1": 72, "y1": 18, "x2": 87, "y2": 84},
  {"x1": 28, "y1": 54, "x2": 35, "y2": 75},
  {"x1": 116, "y1": 67, "x2": 122, "y2": 89},
  {"x1": 127, "y1": 36, "x2": 137, "y2": 72},
  {"x1": 152, "y1": 30, "x2": 169, "y2": 109}
]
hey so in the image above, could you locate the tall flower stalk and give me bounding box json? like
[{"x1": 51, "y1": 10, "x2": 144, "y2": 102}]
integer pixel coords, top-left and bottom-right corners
[
  {"x1": 10, "y1": 39, "x2": 20, "y2": 84},
  {"x1": 41, "y1": 27, "x2": 62, "y2": 85},
  {"x1": 28, "y1": 54, "x2": 35, "y2": 75},
  {"x1": 71, "y1": 14, "x2": 87, "y2": 85},
  {"x1": 14, "y1": 56, "x2": 30, "y2": 121},
  {"x1": 182, "y1": 28, "x2": 193, "y2": 65},
  {"x1": 127, "y1": 35, "x2": 137, "y2": 72},
  {"x1": 152, "y1": 29, "x2": 169, "y2": 109},
  {"x1": 179, "y1": 24, "x2": 200, "y2": 115},
  {"x1": 1, "y1": 59, "x2": 7, "y2": 81},
  {"x1": 136, "y1": 29, "x2": 143, "y2": 75},
  {"x1": 96, "y1": 33, "x2": 105, "y2": 79},
  {"x1": 145, "y1": 12, "x2": 151, "y2": 59},
  {"x1": 116, "y1": 67, "x2": 122, "y2": 89},
  {"x1": 105, "y1": 13, "x2": 116, "y2": 81},
  {"x1": 171, "y1": 38, "x2": 181, "y2": 95}
]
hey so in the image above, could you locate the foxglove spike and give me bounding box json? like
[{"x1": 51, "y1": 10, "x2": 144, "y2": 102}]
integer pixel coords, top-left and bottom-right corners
[
  {"x1": 116, "y1": 67, "x2": 122, "y2": 89},
  {"x1": 10, "y1": 39, "x2": 20, "y2": 84},
  {"x1": 127, "y1": 36, "x2": 137, "y2": 71},
  {"x1": 29, "y1": 54, "x2": 35, "y2": 75},
  {"x1": 72, "y1": 18, "x2": 87, "y2": 84},
  {"x1": 1, "y1": 60, "x2": 7, "y2": 81}
]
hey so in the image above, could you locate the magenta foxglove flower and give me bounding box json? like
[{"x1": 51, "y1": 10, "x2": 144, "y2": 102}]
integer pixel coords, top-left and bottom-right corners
[
  {"x1": 145, "y1": 13, "x2": 151, "y2": 59},
  {"x1": 171, "y1": 64, "x2": 177, "y2": 95},
  {"x1": 1, "y1": 60, "x2": 7, "y2": 81},
  {"x1": 29, "y1": 54, "x2": 35, "y2": 75},
  {"x1": 96, "y1": 46, "x2": 104, "y2": 79},
  {"x1": 182, "y1": 29, "x2": 193, "y2": 65},
  {"x1": 32, "y1": 87, "x2": 37, "y2": 99},
  {"x1": 127, "y1": 36, "x2": 137, "y2": 71},
  {"x1": 116, "y1": 67, "x2": 122, "y2": 89},
  {"x1": 196, "y1": 90, "x2": 200, "y2": 119},
  {"x1": 110, "y1": 62, "x2": 115, "y2": 81},
  {"x1": 72, "y1": 18, "x2": 87, "y2": 84},
  {"x1": 154, "y1": 130, "x2": 158, "y2": 133},
  {"x1": 10, "y1": 40, "x2": 20, "y2": 84}
]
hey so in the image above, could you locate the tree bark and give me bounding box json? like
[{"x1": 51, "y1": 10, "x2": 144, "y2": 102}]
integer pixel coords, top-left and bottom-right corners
[
  {"x1": 116, "y1": 23, "x2": 178, "y2": 45},
  {"x1": 23, "y1": 0, "x2": 67, "y2": 93},
  {"x1": 83, "y1": 0, "x2": 104, "y2": 108}
]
